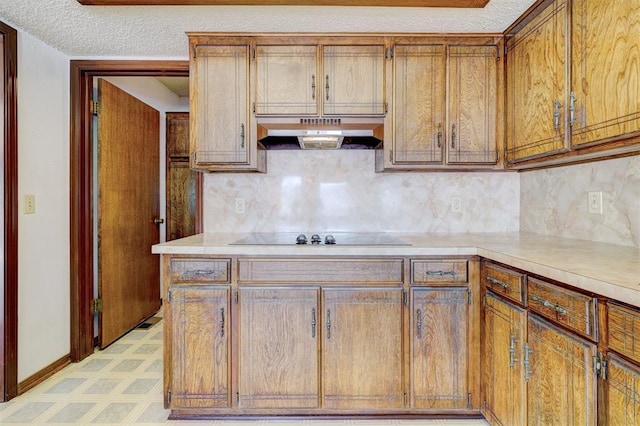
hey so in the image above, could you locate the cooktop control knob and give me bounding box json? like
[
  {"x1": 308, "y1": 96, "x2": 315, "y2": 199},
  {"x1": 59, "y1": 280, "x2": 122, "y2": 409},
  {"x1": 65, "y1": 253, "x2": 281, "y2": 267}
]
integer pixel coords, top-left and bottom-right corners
[
  {"x1": 325, "y1": 234, "x2": 336, "y2": 245},
  {"x1": 311, "y1": 234, "x2": 322, "y2": 244},
  {"x1": 296, "y1": 234, "x2": 308, "y2": 245}
]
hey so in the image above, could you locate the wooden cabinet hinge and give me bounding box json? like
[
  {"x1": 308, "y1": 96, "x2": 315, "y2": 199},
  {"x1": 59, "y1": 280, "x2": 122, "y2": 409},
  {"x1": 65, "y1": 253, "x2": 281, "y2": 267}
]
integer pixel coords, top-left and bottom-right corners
[
  {"x1": 252, "y1": 102, "x2": 255, "y2": 114},
  {"x1": 385, "y1": 47, "x2": 394, "y2": 60},
  {"x1": 167, "y1": 388, "x2": 172, "y2": 405},
  {"x1": 90, "y1": 100, "x2": 99, "y2": 116},
  {"x1": 92, "y1": 298, "x2": 102, "y2": 313},
  {"x1": 594, "y1": 353, "x2": 608, "y2": 380},
  {"x1": 251, "y1": 47, "x2": 256, "y2": 60},
  {"x1": 235, "y1": 290, "x2": 239, "y2": 304},
  {"x1": 167, "y1": 289, "x2": 172, "y2": 304},
  {"x1": 468, "y1": 290, "x2": 472, "y2": 305},
  {"x1": 236, "y1": 391, "x2": 240, "y2": 404},
  {"x1": 403, "y1": 391, "x2": 408, "y2": 407},
  {"x1": 467, "y1": 391, "x2": 472, "y2": 409},
  {"x1": 385, "y1": 102, "x2": 389, "y2": 114},
  {"x1": 403, "y1": 290, "x2": 408, "y2": 306}
]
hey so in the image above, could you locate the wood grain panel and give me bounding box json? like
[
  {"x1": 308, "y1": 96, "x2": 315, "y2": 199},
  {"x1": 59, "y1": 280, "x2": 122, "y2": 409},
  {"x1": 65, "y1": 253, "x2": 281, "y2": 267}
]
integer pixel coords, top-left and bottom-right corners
[
  {"x1": 391, "y1": 44, "x2": 445, "y2": 164},
  {"x1": 481, "y1": 262, "x2": 526, "y2": 305},
  {"x1": 166, "y1": 161, "x2": 197, "y2": 241},
  {"x1": 167, "y1": 112, "x2": 190, "y2": 157},
  {"x1": 411, "y1": 259, "x2": 468, "y2": 284},
  {"x1": 506, "y1": 0, "x2": 567, "y2": 162},
  {"x1": 608, "y1": 302, "x2": 640, "y2": 364},
  {"x1": 605, "y1": 353, "x2": 640, "y2": 425},
  {"x1": 411, "y1": 287, "x2": 469, "y2": 409},
  {"x1": 169, "y1": 259, "x2": 230, "y2": 283},
  {"x1": 527, "y1": 314, "x2": 597, "y2": 425},
  {"x1": 570, "y1": 0, "x2": 640, "y2": 147},
  {"x1": 322, "y1": 288, "x2": 403, "y2": 409},
  {"x1": 482, "y1": 291, "x2": 526, "y2": 426},
  {"x1": 238, "y1": 287, "x2": 319, "y2": 409},
  {"x1": 169, "y1": 285, "x2": 230, "y2": 408}
]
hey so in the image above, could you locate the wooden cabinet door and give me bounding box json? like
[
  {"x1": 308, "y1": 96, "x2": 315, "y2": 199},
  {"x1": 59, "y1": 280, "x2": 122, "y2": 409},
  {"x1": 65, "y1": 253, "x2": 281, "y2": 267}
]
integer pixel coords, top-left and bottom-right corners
[
  {"x1": 169, "y1": 285, "x2": 230, "y2": 408},
  {"x1": 605, "y1": 353, "x2": 640, "y2": 425},
  {"x1": 191, "y1": 44, "x2": 261, "y2": 171},
  {"x1": 255, "y1": 45, "x2": 318, "y2": 115},
  {"x1": 570, "y1": 0, "x2": 640, "y2": 147},
  {"x1": 506, "y1": 0, "x2": 567, "y2": 163},
  {"x1": 411, "y1": 287, "x2": 469, "y2": 409},
  {"x1": 526, "y1": 314, "x2": 597, "y2": 426},
  {"x1": 322, "y1": 45, "x2": 385, "y2": 116},
  {"x1": 238, "y1": 287, "x2": 319, "y2": 409},
  {"x1": 448, "y1": 45, "x2": 498, "y2": 164},
  {"x1": 167, "y1": 111, "x2": 190, "y2": 157},
  {"x1": 391, "y1": 45, "x2": 445, "y2": 165},
  {"x1": 482, "y1": 291, "x2": 526, "y2": 426},
  {"x1": 322, "y1": 287, "x2": 403, "y2": 410},
  {"x1": 166, "y1": 161, "x2": 197, "y2": 241}
]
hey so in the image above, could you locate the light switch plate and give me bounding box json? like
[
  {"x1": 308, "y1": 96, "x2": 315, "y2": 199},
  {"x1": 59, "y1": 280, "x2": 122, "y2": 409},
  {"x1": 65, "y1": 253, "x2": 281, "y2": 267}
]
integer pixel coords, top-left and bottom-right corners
[{"x1": 588, "y1": 191, "x2": 603, "y2": 214}]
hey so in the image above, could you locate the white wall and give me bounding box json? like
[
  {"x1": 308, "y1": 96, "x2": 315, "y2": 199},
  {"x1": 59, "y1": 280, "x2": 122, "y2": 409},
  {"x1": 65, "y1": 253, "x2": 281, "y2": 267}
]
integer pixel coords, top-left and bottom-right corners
[{"x1": 16, "y1": 30, "x2": 70, "y2": 381}]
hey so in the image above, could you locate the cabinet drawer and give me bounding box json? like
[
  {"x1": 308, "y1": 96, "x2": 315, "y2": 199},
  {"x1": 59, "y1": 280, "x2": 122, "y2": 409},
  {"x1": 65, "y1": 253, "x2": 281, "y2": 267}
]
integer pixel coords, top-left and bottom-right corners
[
  {"x1": 527, "y1": 277, "x2": 597, "y2": 340},
  {"x1": 170, "y1": 258, "x2": 231, "y2": 283},
  {"x1": 411, "y1": 259, "x2": 468, "y2": 284},
  {"x1": 238, "y1": 258, "x2": 403, "y2": 284},
  {"x1": 608, "y1": 302, "x2": 640, "y2": 364},
  {"x1": 482, "y1": 262, "x2": 526, "y2": 304}
]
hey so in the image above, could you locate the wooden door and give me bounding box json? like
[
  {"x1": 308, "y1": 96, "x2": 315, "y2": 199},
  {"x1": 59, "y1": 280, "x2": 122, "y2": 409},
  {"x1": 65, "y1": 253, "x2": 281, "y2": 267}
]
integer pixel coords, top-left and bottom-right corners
[
  {"x1": 391, "y1": 45, "x2": 445, "y2": 165},
  {"x1": 97, "y1": 79, "x2": 161, "y2": 348},
  {"x1": 238, "y1": 287, "x2": 319, "y2": 409},
  {"x1": 605, "y1": 353, "x2": 640, "y2": 425},
  {"x1": 191, "y1": 44, "x2": 258, "y2": 170},
  {"x1": 411, "y1": 287, "x2": 469, "y2": 409},
  {"x1": 166, "y1": 112, "x2": 199, "y2": 241},
  {"x1": 322, "y1": 45, "x2": 385, "y2": 115},
  {"x1": 322, "y1": 287, "x2": 403, "y2": 410},
  {"x1": 526, "y1": 314, "x2": 597, "y2": 425},
  {"x1": 169, "y1": 285, "x2": 230, "y2": 408},
  {"x1": 482, "y1": 291, "x2": 526, "y2": 426},
  {"x1": 448, "y1": 45, "x2": 498, "y2": 164},
  {"x1": 506, "y1": 0, "x2": 567, "y2": 162},
  {"x1": 255, "y1": 45, "x2": 319, "y2": 115},
  {"x1": 570, "y1": 0, "x2": 640, "y2": 147}
]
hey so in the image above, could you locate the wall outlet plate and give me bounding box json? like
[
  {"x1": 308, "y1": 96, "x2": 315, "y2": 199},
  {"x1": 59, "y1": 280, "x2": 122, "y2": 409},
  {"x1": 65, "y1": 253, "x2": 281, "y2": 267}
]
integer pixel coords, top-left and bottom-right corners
[
  {"x1": 588, "y1": 191, "x2": 603, "y2": 214},
  {"x1": 451, "y1": 197, "x2": 462, "y2": 213},
  {"x1": 24, "y1": 194, "x2": 36, "y2": 214}
]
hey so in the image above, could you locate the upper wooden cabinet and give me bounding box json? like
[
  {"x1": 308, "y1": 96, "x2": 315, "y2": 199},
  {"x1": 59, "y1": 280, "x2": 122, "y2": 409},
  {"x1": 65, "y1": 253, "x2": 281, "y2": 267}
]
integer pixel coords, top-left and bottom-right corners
[
  {"x1": 378, "y1": 41, "x2": 501, "y2": 171},
  {"x1": 189, "y1": 41, "x2": 266, "y2": 172},
  {"x1": 505, "y1": 0, "x2": 640, "y2": 167}
]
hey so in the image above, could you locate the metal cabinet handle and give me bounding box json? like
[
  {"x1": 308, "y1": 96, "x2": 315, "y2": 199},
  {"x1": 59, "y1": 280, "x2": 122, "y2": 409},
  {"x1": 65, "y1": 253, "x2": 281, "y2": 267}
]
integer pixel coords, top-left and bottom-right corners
[
  {"x1": 426, "y1": 270, "x2": 456, "y2": 277},
  {"x1": 532, "y1": 295, "x2": 567, "y2": 315},
  {"x1": 311, "y1": 75, "x2": 316, "y2": 100},
  {"x1": 219, "y1": 307, "x2": 225, "y2": 337},
  {"x1": 240, "y1": 123, "x2": 245, "y2": 148},
  {"x1": 524, "y1": 343, "x2": 533, "y2": 382},
  {"x1": 487, "y1": 276, "x2": 509, "y2": 289},
  {"x1": 326, "y1": 309, "x2": 331, "y2": 339},
  {"x1": 154, "y1": 218, "x2": 164, "y2": 225},
  {"x1": 553, "y1": 99, "x2": 562, "y2": 131},
  {"x1": 437, "y1": 123, "x2": 442, "y2": 148},
  {"x1": 509, "y1": 333, "x2": 518, "y2": 369},
  {"x1": 569, "y1": 91, "x2": 577, "y2": 127},
  {"x1": 325, "y1": 75, "x2": 330, "y2": 101},
  {"x1": 416, "y1": 309, "x2": 422, "y2": 339},
  {"x1": 311, "y1": 308, "x2": 316, "y2": 338},
  {"x1": 451, "y1": 123, "x2": 457, "y2": 148}
]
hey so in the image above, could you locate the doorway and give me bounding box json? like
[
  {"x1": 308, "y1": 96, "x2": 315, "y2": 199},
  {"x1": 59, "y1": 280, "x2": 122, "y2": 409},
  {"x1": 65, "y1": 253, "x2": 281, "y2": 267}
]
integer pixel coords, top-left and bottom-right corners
[{"x1": 70, "y1": 61, "x2": 195, "y2": 362}]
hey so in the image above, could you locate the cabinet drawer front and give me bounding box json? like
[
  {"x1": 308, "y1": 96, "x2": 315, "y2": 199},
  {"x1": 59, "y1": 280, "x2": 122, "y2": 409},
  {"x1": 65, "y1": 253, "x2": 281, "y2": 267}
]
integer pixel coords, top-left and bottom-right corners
[
  {"x1": 170, "y1": 259, "x2": 231, "y2": 283},
  {"x1": 238, "y1": 259, "x2": 403, "y2": 284},
  {"x1": 411, "y1": 259, "x2": 468, "y2": 284},
  {"x1": 482, "y1": 262, "x2": 526, "y2": 304},
  {"x1": 608, "y1": 302, "x2": 640, "y2": 364},
  {"x1": 528, "y1": 277, "x2": 597, "y2": 340}
]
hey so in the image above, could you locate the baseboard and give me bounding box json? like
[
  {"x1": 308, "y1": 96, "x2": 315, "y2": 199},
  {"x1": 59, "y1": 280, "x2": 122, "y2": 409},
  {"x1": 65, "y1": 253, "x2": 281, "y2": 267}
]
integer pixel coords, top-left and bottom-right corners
[{"x1": 17, "y1": 354, "x2": 71, "y2": 395}]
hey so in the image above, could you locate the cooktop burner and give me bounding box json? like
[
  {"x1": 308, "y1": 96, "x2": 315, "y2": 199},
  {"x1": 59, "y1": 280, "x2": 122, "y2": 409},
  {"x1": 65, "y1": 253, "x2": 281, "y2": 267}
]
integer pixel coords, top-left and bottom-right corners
[{"x1": 229, "y1": 232, "x2": 411, "y2": 246}]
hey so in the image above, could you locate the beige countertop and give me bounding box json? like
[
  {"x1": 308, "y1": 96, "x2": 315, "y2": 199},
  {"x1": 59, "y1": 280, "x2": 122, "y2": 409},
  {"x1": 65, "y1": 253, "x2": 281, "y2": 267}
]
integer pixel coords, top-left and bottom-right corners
[{"x1": 153, "y1": 232, "x2": 640, "y2": 307}]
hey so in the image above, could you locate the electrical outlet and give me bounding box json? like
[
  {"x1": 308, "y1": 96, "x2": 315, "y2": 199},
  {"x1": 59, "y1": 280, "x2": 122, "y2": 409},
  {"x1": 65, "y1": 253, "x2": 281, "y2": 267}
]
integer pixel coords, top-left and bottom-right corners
[
  {"x1": 24, "y1": 194, "x2": 36, "y2": 214},
  {"x1": 235, "y1": 198, "x2": 246, "y2": 215},
  {"x1": 451, "y1": 197, "x2": 462, "y2": 213},
  {"x1": 588, "y1": 191, "x2": 603, "y2": 214}
]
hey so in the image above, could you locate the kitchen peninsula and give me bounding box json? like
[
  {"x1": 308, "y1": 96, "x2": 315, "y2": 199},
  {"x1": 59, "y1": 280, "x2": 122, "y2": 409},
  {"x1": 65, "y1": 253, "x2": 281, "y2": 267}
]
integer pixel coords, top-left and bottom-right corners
[{"x1": 153, "y1": 232, "x2": 640, "y2": 421}]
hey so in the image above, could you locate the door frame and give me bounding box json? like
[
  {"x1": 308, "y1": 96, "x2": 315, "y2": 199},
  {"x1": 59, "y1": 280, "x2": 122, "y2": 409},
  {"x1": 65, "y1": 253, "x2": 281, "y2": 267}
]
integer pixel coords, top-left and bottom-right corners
[
  {"x1": 70, "y1": 60, "x2": 193, "y2": 361},
  {"x1": 1, "y1": 20, "x2": 18, "y2": 401}
]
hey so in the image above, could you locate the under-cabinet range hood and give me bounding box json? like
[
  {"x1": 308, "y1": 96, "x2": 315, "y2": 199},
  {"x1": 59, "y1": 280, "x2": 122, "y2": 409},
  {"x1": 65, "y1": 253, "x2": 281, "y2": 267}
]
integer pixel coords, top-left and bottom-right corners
[{"x1": 256, "y1": 118, "x2": 384, "y2": 150}]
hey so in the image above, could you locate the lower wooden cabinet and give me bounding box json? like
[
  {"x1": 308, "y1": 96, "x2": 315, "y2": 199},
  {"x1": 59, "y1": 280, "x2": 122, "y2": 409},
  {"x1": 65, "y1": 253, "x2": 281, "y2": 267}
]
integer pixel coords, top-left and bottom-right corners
[
  {"x1": 605, "y1": 353, "x2": 640, "y2": 425},
  {"x1": 411, "y1": 287, "x2": 470, "y2": 409}
]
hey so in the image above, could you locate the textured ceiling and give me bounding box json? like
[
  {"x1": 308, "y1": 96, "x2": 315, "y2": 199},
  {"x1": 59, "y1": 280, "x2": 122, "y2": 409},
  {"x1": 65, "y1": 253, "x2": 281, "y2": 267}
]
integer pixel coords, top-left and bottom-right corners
[{"x1": 0, "y1": 0, "x2": 537, "y2": 58}]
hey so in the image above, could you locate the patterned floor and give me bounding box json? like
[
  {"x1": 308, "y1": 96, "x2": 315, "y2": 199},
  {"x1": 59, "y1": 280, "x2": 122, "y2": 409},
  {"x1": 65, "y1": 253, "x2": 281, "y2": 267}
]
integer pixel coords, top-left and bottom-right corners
[{"x1": 0, "y1": 319, "x2": 488, "y2": 425}]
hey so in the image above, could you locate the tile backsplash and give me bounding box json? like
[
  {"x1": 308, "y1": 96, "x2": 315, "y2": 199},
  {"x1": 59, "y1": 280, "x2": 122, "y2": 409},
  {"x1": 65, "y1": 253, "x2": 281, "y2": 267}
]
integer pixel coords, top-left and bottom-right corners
[
  {"x1": 520, "y1": 155, "x2": 640, "y2": 248},
  {"x1": 203, "y1": 150, "x2": 520, "y2": 234}
]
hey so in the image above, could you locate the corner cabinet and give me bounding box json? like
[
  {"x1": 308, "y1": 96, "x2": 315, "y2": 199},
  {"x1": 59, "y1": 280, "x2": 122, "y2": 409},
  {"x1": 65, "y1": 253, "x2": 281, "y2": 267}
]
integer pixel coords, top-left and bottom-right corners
[
  {"x1": 189, "y1": 40, "x2": 266, "y2": 172},
  {"x1": 378, "y1": 41, "x2": 502, "y2": 171}
]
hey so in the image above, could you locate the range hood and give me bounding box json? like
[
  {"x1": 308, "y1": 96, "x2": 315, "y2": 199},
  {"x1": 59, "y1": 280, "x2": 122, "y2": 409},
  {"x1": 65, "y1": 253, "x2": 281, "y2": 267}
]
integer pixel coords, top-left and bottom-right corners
[{"x1": 257, "y1": 118, "x2": 384, "y2": 150}]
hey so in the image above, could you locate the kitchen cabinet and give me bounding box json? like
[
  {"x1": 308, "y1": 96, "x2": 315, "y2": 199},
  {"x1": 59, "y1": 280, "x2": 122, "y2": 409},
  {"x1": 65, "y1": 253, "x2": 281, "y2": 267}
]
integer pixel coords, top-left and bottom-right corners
[
  {"x1": 505, "y1": 0, "x2": 567, "y2": 163},
  {"x1": 570, "y1": 0, "x2": 640, "y2": 148},
  {"x1": 189, "y1": 41, "x2": 266, "y2": 172},
  {"x1": 482, "y1": 291, "x2": 526, "y2": 426},
  {"x1": 379, "y1": 42, "x2": 500, "y2": 170},
  {"x1": 237, "y1": 287, "x2": 319, "y2": 409},
  {"x1": 411, "y1": 287, "x2": 470, "y2": 409},
  {"x1": 322, "y1": 287, "x2": 404, "y2": 410}
]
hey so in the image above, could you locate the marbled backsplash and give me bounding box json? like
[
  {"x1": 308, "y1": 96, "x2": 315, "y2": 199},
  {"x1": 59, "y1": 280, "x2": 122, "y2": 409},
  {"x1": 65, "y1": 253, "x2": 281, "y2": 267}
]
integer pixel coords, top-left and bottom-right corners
[
  {"x1": 203, "y1": 150, "x2": 520, "y2": 233},
  {"x1": 520, "y1": 155, "x2": 640, "y2": 248}
]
